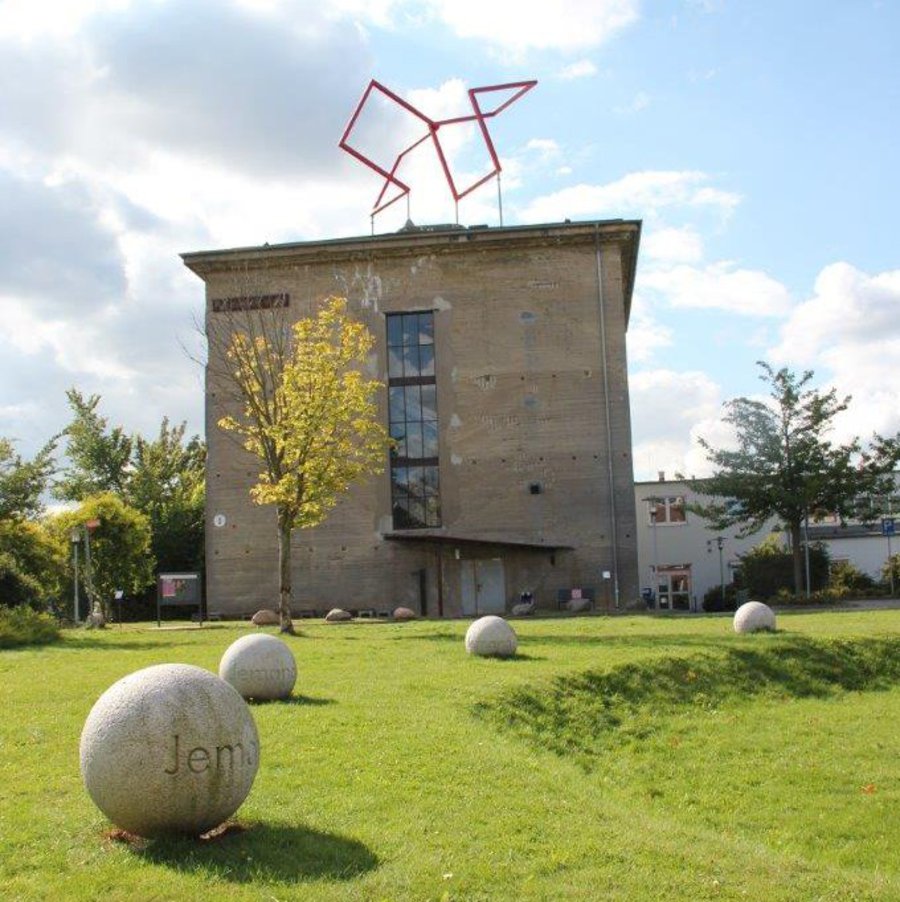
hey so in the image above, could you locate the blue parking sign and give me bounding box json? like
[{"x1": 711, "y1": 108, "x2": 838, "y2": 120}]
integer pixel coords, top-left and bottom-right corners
[{"x1": 882, "y1": 518, "x2": 895, "y2": 536}]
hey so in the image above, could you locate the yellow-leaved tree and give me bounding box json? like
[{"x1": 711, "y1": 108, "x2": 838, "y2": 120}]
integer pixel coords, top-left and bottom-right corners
[{"x1": 217, "y1": 296, "x2": 390, "y2": 633}]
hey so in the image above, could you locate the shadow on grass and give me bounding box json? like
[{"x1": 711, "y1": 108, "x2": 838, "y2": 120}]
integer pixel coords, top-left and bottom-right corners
[
  {"x1": 520, "y1": 631, "x2": 736, "y2": 651},
  {"x1": 127, "y1": 821, "x2": 378, "y2": 884},
  {"x1": 251, "y1": 694, "x2": 335, "y2": 707},
  {"x1": 57, "y1": 638, "x2": 186, "y2": 652},
  {"x1": 390, "y1": 630, "x2": 459, "y2": 643},
  {"x1": 477, "y1": 652, "x2": 546, "y2": 662},
  {"x1": 475, "y1": 635, "x2": 900, "y2": 765}
]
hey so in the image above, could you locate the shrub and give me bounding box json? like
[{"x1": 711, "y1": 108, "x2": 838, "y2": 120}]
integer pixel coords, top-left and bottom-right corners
[
  {"x1": 0, "y1": 519, "x2": 64, "y2": 610},
  {"x1": 881, "y1": 554, "x2": 900, "y2": 596},
  {"x1": 702, "y1": 583, "x2": 738, "y2": 612},
  {"x1": 736, "y1": 538, "x2": 829, "y2": 599},
  {"x1": 828, "y1": 560, "x2": 876, "y2": 595},
  {"x1": 0, "y1": 550, "x2": 45, "y2": 608},
  {"x1": 0, "y1": 606, "x2": 60, "y2": 648}
]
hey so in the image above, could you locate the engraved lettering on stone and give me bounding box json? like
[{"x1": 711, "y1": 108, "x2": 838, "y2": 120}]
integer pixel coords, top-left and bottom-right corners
[{"x1": 164, "y1": 734, "x2": 257, "y2": 776}]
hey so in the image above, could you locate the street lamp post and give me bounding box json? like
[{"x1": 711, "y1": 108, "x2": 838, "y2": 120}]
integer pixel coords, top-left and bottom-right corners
[
  {"x1": 647, "y1": 497, "x2": 662, "y2": 611},
  {"x1": 803, "y1": 506, "x2": 811, "y2": 598},
  {"x1": 70, "y1": 527, "x2": 82, "y2": 624},
  {"x1": 708, "y1": 536, "x2": 726, "y2": 607},
  {"x1": 886, "y1": 496, "x2": 895, "y2": 597}
]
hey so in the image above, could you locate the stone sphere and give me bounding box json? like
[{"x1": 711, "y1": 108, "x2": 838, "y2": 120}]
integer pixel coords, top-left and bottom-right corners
[
  {"x1": 733, "y1": 600, "x2": 776, "y2": 634},
  {"x1": 251, "y1": 609, "x2": 279, "y2": 626},
  {"x1": 80, "y1": 664, "x2": 259, "y2": 837},
  {"x1": 465, "y1": 615, "x2": 518, "y2": 658},
  {"x1": 325, "y1": 608, "x2": 352, "y2": 623},
  {"x1": 392, "y1": 606, "x2": 417, "y2": 621},
  {"x1": 219, "y1": 633, "x2": 297, "y2": 700},
  {"x1": 567, "y1": 597, "x2": 592, "y2": 614}
]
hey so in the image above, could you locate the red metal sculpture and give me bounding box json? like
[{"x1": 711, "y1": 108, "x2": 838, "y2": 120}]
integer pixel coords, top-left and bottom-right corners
[{"x1": 339, "y1": 79, "x2": 537, "y2": 217}]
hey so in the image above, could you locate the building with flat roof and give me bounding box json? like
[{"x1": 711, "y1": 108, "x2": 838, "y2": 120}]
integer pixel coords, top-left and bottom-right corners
[
  {"x1": 183, "y1": 218, "x2": 641, "y2": 617},
  {"x1": 635, "y1": 474, "x2": 900, "y2": 609}
]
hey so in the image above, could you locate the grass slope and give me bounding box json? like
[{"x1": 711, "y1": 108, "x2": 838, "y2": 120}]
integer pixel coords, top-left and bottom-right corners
[{"x1": 0, "y1": 611, "x2": 898, "y2": 900}]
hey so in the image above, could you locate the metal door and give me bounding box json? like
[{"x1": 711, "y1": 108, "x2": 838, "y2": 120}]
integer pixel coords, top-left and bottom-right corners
[{"x1": 460, "y1": 559, "x2": 506, "y2": 615}]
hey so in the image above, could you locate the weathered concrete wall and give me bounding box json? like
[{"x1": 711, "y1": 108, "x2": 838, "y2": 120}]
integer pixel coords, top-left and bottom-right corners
[{"x1": 187, "y1": 221, "x2": 640, "y2": 616}]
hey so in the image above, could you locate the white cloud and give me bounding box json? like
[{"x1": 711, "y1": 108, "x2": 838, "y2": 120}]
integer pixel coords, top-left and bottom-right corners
[
  {"x1": 629, "y1": 369, "x2": 725, "y2": 480},
  {"x1": 0, "y1": 0, "x2": 130, "y2": 40},
  {"x1": 626, "y1": 313, "x2": 673, "y2": 364},
  {"x1": 769, "y1": 262, "x2": 900, "y2": 443},
  {"x1": 614, "y1": 91, "x2": 651, "y2": 114},
  {"x1": 0, "y1": 296, "x2": 135, "y2": 380},
  {"x1": 642, "y1": 226, "x2": 704, "y2": 264},
  {"x1": 557, "y1": 59, "x2": 598, "y2": 80},
  {"x1": 227, "y1": 0, "x2": 640, "y2": 54},
  {"x1": 519, "y1": 170, "x2": 741, "y2": 223},
  {"x1": 640, "y1": 262, "x2": 792, "y2": 317},
  {"x1": 770, "y1": 263, "x2": 900, "y2": 364},
  {"x1": 418, "y1": 0, "x2": 638, "y2": 53},
  {"x1": 525, "y1": 138, "x2": 561, "y2": 157}
]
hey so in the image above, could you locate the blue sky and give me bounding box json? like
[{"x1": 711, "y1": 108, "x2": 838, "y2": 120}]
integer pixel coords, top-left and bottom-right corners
[{"x1": 1, "y1": 0, "x2": 898, "y2": 480}]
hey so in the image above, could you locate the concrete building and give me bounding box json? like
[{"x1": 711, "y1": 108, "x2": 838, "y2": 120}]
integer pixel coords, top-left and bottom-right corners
[
  {"x1": 183, "y1": 219, "x2": 642, "y2": 618},
  {"x1": 635, "y1": 475, "x2": 900, "y2": 609},
  {"x1": 635, "y1": 476, "x2": 771, "y2": 611}
]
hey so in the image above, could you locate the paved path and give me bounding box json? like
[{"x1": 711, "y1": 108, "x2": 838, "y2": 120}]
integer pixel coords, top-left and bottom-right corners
[{"x1": 772, "y1": 598, "x2": 900, "y2": 613}]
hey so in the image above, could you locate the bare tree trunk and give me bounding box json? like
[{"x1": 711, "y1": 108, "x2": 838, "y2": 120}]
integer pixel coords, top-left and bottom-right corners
[
  {"x1": 277, "y1": 506, "x2": 295, "y2": 635},
  {"x1": 790, "y1": 521, "x2": 804, "y2": 596}
]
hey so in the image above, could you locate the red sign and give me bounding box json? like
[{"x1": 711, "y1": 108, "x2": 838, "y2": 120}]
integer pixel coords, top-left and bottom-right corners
[{"x1": 85, "y1": 519, "x2": 101, "y2": 530}]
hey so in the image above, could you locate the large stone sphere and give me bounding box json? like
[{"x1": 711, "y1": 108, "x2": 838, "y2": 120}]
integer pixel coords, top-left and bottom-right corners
[
  {"x1": 219, "y1": 633, "x2": 297, "y2": 701},
  {"x1": 251, "y1": 609, "x2": 279, "y2": 626},
  {"x1": 80, "y1": 664, "x2": 259, "y2": 837},
  {"x1": 733, "y1": 600, "x2": 776, "y2": 634},
  {"x1": 465, "y1": 615, "x2": 518, "y2": 658}
]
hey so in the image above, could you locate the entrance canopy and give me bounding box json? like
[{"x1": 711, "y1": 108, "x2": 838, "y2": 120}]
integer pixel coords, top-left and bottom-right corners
[{"x1": 383, "y1": 531, "x2": 573, "y2": 553}]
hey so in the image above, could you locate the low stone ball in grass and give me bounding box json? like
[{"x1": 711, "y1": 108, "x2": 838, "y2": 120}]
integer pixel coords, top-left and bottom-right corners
[
  {"x1": 219, "y1": 633, "x2": 297, "y2": 700},
  {"x1": 733, "y1": 600, "x2": 776, "y2": 634},
  {"x1": 393, "y1": 606, "x2": 417, "y2": 621},
  {"x1": 251, "y1": 608, "x2": 279, "y2": 626},
  {"x1": 80, "y1": 664, "x2": 259, "y2": 837},
  {"x1": 465, "y1": 615, "x2": 518, "y2": 658},
  {"x1": 325, "y1": 608, "x2": 352, "y2": 623}
]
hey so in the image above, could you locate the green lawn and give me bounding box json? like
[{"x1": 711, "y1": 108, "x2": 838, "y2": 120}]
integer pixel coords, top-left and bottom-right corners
[{"x1": 1, "y1": 610, "x2": 898, "y2": 900}]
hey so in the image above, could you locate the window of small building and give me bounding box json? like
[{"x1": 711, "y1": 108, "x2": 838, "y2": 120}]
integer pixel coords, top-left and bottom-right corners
[
  {"x1": 387, "y1": 312, "x2": 440, "y2": 529},
  {"x1": 648, "y1": 496, "x2": 687, "y2": 525}
]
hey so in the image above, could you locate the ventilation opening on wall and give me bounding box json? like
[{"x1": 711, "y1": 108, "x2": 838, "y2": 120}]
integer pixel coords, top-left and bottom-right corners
[{"x1": 529, "y1": 482, "x2": 543, "y2": 495}]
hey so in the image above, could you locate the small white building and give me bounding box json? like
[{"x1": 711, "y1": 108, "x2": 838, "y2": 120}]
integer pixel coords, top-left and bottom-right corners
[{"x1": 634, "y1": 475, "x2": 898, "y2": 610}]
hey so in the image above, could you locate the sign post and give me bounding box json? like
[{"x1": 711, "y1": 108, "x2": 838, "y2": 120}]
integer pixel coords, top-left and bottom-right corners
[
  {"x1": 156, "y1": 573, "x2": 203, "y2": 627},
  {"x1": 883, "y1": 517, "x2": 895, "y2": 595},
  {"x1": 70, "y1": 528, "x2": 81, "y2": 624}
]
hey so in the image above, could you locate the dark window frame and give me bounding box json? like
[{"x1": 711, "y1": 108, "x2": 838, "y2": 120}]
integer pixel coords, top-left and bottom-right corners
[{"x1": 387, "y1": 311, "x2": 440, "y2": 529}]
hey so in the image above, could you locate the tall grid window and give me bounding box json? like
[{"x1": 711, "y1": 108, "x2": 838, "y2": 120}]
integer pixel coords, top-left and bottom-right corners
[{"x1": 387, "y1": 312, "x2": 440, "y2": 529}]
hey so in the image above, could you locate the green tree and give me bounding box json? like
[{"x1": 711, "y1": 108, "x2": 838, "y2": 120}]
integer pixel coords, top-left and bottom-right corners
[
  {"x1": 49, "y1": 494, "x2": 154, "y2": 621},
  {"x1": 0, "y1": 437, "x2": 60, "y2": 609},
  {"x1": 214, "y1": 296, "x2": 390, "y2": 633},
  {"x1": 127, "y1": 419, "x2": 205, "y2": 574},
  {"x1": 694, "y1": 363, "x2": 899, "y2": 594},
  {"x1": 55, "y1": 389, "x2": 132, "y2": 502},
  {"x1": 0, "y1": 437, "x2": 56, "y2": 521},
  {"x1": 0, "y1": 519, "x2": 64, "y2": 609},
  {"x1": 56, "y1": 390, "x2": 206, "y2": 581}
]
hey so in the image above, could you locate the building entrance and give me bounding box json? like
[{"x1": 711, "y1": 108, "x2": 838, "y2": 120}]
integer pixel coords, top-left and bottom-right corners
[
  {"x1": 461, "y1": 559, "x2": 506, "y2": 615},
  {"x1": 656, "y1": 566, "x2": 692, "y2": 611}
]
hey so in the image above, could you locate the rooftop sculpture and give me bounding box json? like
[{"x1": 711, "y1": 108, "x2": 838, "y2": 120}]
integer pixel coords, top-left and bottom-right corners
[{"x1": 339, "y1": 78, "x2": 537, "y2": 221}]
